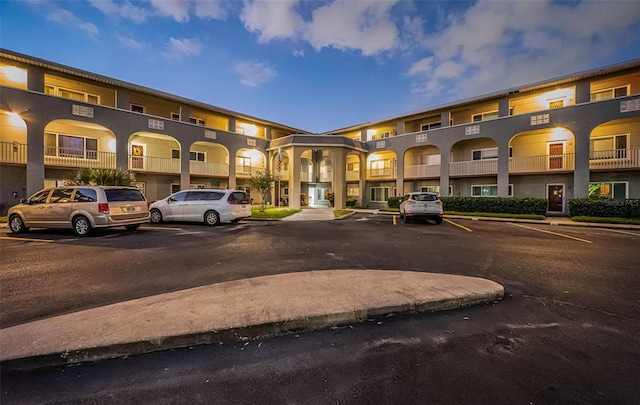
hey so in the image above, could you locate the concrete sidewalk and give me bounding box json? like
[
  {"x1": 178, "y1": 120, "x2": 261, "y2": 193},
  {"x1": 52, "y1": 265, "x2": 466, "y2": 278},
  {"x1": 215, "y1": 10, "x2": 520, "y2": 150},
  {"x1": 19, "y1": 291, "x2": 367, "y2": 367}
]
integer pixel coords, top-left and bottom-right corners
[
  {"x1": 0, "y1": 270, "x2": 503, "y2": 371},
  {"x1": 281, "y1": 206, "x2": 335, "y2": 221}
]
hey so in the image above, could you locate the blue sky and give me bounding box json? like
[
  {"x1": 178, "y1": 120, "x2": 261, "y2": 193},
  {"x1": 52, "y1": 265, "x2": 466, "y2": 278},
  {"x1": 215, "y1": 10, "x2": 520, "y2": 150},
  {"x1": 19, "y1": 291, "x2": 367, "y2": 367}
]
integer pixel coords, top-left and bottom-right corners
[{"x1": 2, "y1": 0, "x2": 640, "y2": 133}]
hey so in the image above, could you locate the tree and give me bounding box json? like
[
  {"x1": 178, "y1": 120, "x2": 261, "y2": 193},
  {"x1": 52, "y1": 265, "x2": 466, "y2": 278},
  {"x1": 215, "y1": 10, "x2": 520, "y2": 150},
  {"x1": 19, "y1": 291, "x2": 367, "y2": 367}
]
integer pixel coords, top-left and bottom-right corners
[
  {"x1": 246, "y1": 169, "x2": 279, "y2": 212},
  {"x1": 67, "y1": 168, "x2": 136, "y2": 186}
]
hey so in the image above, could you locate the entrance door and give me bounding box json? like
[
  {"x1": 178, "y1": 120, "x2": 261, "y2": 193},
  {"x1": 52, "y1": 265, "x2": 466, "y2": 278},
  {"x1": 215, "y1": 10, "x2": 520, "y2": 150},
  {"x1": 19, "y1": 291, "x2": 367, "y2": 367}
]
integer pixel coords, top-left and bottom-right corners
[
  {"x1": 549, "y1": 143, "x2": 563, "y2": 169},
  {"x1": 547, "y1": 185, "x2": 564, "y2": 212}
]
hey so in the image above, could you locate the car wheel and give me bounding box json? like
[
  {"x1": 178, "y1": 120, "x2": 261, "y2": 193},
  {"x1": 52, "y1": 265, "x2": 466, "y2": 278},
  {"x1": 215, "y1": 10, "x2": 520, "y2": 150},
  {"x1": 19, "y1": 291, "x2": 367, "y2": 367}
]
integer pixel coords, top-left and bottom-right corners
[
  {"x1": 231, "y1": 218, "x2": 241, "y2": 223},
  {"x1": 9, "y1": 214, "x2": 28, "y2": 234},
  {"x1": 435, "y1": 217, "x2": 443, "y2": 225},
  {"x1": 150, "y1": 209, "x2": 163, "y2": 224},
  {"x1": 204, "y1": 210, "x2": 220, "y2": 226},
  {"x1": 125, "y1": 224, "x2": 140, "y2": 231},
  {"x1": 73, "y1": 215, "x2": 94, "y2": 237}
]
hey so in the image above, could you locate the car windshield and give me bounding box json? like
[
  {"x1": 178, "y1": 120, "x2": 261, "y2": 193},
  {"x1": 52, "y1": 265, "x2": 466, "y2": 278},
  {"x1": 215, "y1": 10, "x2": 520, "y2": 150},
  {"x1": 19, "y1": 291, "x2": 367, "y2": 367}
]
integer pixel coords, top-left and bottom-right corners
[
  {"x1": 105, "y1": 189, "x2": 145, "y2": 202},
  {"x1": 413, "y1": 194, "x2": 437, "y2": 202}
]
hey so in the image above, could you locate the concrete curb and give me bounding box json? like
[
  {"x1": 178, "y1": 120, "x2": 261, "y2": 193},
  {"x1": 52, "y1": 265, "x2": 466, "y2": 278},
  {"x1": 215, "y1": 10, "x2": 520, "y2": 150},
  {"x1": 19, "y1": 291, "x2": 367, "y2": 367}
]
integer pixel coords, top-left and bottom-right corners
[{"x1": 0, "y1": 270, "x2": 503, "y2": 371}]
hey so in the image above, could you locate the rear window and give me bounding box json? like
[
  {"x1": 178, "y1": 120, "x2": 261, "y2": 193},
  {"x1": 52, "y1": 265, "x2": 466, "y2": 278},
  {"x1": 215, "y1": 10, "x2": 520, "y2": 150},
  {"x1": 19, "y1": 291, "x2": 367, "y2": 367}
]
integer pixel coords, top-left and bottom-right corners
[
  {"x1": 228, "y1": 192, "x2": 250, "y2": 203},
  {"x1": 413, "y1": 194, "x2": 437, "y2": 202},
  {"x1": 105, "y1": 189, "x2": 146, "y2": 202}
]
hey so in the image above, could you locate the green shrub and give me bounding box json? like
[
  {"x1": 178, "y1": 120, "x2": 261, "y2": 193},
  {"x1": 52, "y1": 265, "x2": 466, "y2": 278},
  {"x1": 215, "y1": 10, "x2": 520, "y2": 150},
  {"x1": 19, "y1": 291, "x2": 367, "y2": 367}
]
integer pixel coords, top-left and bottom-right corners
[
  {"x1": 568, "y1": 198, "x2": 640, "y2": 218},
  {"x1": 439, "y1": 197, "x2": 547, "y2": 215},
  {"x1": 346, "y1": 199, "x2": 357, "y2": 207},
  {"x1": 387, "y1": 196, "x2": 403, "y2": 209}
]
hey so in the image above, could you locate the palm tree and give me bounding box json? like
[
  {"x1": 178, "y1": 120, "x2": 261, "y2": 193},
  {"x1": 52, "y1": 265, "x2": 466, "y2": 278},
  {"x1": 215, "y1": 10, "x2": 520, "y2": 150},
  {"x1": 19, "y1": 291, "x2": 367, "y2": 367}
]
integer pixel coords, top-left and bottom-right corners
[{"x1": 68, "y1": 168, "x2": 136, "y2": 186}]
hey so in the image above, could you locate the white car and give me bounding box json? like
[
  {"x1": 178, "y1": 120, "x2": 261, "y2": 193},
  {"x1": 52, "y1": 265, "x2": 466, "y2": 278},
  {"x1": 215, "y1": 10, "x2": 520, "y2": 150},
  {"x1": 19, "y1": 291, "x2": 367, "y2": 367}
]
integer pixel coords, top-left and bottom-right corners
[
  {"x1": 399, "y1": 192, "x2": 444, "y2": 224},
  {"x1": 149, "y1": 189, "x2": 251, "y2": 226}
]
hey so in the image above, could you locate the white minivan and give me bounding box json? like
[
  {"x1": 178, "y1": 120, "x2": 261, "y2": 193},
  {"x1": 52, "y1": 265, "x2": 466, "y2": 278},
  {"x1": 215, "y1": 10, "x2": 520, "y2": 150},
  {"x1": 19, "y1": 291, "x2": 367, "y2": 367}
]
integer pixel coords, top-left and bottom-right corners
[{"x1": 149, "y1": 189, "x2": 251, "y2": 226}]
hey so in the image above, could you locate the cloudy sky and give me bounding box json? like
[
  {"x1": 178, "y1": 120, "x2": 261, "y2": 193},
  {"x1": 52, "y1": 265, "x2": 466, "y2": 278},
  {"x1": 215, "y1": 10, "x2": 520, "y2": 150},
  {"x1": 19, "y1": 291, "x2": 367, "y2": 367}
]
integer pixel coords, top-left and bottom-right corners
[{"x1": 2, "y1": 0, "x2": 640, "y2": 133}]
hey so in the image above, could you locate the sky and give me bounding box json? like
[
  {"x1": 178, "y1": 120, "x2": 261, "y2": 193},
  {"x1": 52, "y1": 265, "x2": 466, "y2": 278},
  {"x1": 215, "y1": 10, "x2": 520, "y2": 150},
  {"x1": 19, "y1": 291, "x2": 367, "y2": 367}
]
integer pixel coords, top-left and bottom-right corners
[{"x1": 2, "y1": 0, "x2": 640, "y2": 133}]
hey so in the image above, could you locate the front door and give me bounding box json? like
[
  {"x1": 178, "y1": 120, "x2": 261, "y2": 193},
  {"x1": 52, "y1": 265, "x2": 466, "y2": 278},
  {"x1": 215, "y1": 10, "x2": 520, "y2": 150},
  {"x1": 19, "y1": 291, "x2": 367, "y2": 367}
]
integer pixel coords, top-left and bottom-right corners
[
  {"x1": 549, "y1": 143, "x2": 564, "y2": 169},
  {"x1": 131, "y1": 144, "x2": 144, "y2": 169},
  {"x1": 548, "y1": 185, "x2": 564, "y2": 212}
]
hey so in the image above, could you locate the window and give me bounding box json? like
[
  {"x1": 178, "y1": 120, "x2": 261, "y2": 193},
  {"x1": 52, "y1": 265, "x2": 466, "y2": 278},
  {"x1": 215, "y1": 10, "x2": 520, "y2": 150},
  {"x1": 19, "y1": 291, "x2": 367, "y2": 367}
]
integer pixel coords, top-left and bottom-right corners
[
  {"x1": 189, "y1": 117, "x2": 206, "y2": 126},
  {"x1": 236, "y1": 156, "x2": 252, "y2": 173},
  {"x1": 371, "y1": 131, "x2": 392, "y2": 140},
  {"x1": 104, "y1": 189, "x2": 145, "y2": 202},
  {"x1": 347, "y1": 187, "x2": 359, "y2": 197},
  {"x1": 29, "y1": 189, "x2": 51, "y2": 204},
  {"x1": 130, "y1": 104, "x2": 144, "y2": 113},
  {"x1": 171, "y1": 113, "x2": 180, "y2": 121},
  {"x1": 472, "y1": 111, "x2": 498, "y2": 122},
  {"x1": 347, "y1": 162, "x2": 360, "y2": 171},
  {"x1": 419, "y1": 154, "x2": 441, "y2": 165},
  {"x1": 549, "y1": 100, "x2": 564, "y2": 109},
  {"x1": 45, "y1": 133, "x2": 98, "y2": 159},
  {"x1": 471, "y1": 148, "x2": 498, "y2": 160},
  {"x1": 49, "y1": 188, "x2": 74, "y2": 203},
  {"x1": 420, "y1": 122, "x2": 441, "y2": 131},
  {"x1": 44, "y1": 85, "x2": 100, "y2": 104},
  {"x1": 591, "y1": 86, "x2": 629, "y2": 102},
  {"x1": 589, "y1": 182, "x2": 628, "y2": 199},
  {"x1": 74, "y1": 188, "x2": 97, "y2": 202},
  {"x1": 171, "y1": 149, "x2": 180, "y2": 159},
  {"x1": 591, "y1": 135, "x2": 628, "y2": 159},
  {"x1": 471, "y1": 184, "x2": 513, "y2": 197},
  {"x1": 370, "y1": 187, "x2": 389, "y2": 202},
  {"x1": 420, "y1": 185, "x2": 453, "y2": 196},
  {"x1": 190, "y1": 151, "x2": 205, "y2": 162}
]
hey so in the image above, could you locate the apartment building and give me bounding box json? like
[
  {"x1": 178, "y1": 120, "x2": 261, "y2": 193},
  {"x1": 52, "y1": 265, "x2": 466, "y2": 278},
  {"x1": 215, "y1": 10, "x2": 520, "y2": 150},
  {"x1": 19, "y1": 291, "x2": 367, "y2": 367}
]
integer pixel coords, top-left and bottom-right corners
[{"x1": 1, "y1": 48, "x2": 639, "y2": 214}]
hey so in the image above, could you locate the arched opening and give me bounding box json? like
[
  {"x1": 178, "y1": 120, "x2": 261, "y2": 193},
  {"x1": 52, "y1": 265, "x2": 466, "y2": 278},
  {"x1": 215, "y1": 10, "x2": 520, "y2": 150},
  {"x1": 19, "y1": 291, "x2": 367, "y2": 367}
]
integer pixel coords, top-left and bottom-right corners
[
  {"x1": 366, "y1": 150, "x2": 397, "y2": 207},
  {"x1": 236, "y1": 148, "x2": 266, "y2": 202},
  {"x1": 189, "y1": 141, "x2": 230, "y2": 189}
]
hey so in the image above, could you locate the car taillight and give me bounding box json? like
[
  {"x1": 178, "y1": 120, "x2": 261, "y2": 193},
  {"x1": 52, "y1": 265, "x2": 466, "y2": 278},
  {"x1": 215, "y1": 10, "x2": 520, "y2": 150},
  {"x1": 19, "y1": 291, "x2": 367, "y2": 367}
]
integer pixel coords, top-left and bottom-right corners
[
  {"x1": 406, "y1": 200, "x2": 416, "y2": 205},
  {"x1": 98, "y1": 203, "x2": 109, "y2": 214},
  {"x1": 435, "y1": 200, "x2": 442, "y2": 205}
]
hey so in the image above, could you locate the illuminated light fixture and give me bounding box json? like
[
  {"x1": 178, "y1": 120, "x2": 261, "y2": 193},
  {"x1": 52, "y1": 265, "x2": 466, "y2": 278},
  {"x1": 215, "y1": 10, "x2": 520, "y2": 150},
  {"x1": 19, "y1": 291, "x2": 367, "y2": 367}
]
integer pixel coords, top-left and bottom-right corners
[
  {"x1": 367, "y1": 129, "x2": 376, "y2": 137},
  {"x1": 550, "y1": 127, "x2": 570, "y2": 141},
  {"x1": 243, "y1": 149, "x2": 262, "y2": 162},
  {"x1": 237, "y1": 123, "x2": 258, "y2": 137},
  {"x1": 7, "y1": 112, "x2": 26, "y2": 128},
  {"x1": 1, "y1": 66, "x2": 27, "y2": 84}
]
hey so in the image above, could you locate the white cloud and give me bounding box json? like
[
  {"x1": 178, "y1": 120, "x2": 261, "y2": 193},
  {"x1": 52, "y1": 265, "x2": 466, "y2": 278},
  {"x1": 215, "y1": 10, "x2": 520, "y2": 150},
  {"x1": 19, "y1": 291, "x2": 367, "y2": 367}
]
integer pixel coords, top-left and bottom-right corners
[
  {"x1": 46, "y1": 7, "x2": 99, "y2": 36},
  {"x1": 88, "y1": 0, "x2": 149, "y2": 23},
  {"x1": 118, "y1": 35, "x2": 146, "y2": 50},
  {"x1": 407, "y1": 0, "x2": 640, "y2": 102},
  {"x1": 150, "y1": 0, "x2": 191, "y2": 22},
  {"x1": 240, "y1": 0, "x2": 399, "y2": 56},
  {"x1": 164, "y1": 37, "x2": 204, "y2": 59},
  {"x1": 234, "y1": 61, "x2": 277, "y2": 87},
  {"x1": 194, "y1": 0, "x2": 228, "y2": 20}
]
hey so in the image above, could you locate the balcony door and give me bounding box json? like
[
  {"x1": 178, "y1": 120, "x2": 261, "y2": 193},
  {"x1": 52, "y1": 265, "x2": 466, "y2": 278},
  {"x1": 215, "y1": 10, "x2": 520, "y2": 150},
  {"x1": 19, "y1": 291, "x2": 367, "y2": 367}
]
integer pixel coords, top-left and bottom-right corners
[
  {"x1": 549, "y1": 142, "x2": 564, "y2": 169},
  {"x1": 131, "y1": 144, "x2": 144, "y2": 169}
]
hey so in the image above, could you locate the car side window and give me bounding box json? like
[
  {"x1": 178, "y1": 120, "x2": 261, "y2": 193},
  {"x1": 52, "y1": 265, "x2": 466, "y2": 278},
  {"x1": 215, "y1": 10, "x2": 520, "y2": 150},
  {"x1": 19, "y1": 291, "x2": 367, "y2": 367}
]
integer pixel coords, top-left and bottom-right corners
[
  {"x1": 74, "y1": 188, "x2": 98, "y2": 202},
  {"x1": 206, "y1": 192, "x2": 224, "y2": 201},
  {"x1": 170, "y1": 192, "x2": 187, "y2": 202},
  {"x1": 49, "y1": 188, "x2": 74, "y2": 203},
  {"x1": 28, "y1": 189, "x2": 51, "y2": 205},
  {"x1": 186, "y1": 191, "x2": 210, "y2": 201}
]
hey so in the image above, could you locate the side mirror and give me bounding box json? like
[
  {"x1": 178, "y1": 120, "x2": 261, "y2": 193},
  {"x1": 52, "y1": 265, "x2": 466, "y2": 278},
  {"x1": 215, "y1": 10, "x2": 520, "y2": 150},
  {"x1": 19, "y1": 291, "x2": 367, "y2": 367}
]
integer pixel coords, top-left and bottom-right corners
[{"x1": 20, "y1": 198, "x2": 27, "y2": 204}]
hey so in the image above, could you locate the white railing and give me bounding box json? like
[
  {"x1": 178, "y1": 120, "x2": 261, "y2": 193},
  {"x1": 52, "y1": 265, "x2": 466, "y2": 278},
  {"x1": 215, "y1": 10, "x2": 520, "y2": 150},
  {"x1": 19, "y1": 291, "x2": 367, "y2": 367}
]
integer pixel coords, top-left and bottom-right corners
[
  {"x1": 450, "y1": 159, "x2": 497, "y2": 176},
  {"x1": 236, "y1": 166, "x2": 265, "y2": 177},
  {"x1": 509, "y1": 153, "x2": 575, "y2": 173},
  {"x1": 190, "y1": 161, "x2": 229, "y2": 176},
  {"x1": 0, "y1": 142, "x2": 27, "y2": 164},
  {"x1": 404, "y1": 164, "x2": 440, "y2": 178},
  {"x1": 45, "y1": 147, "x2": 116, "y2": 169},
  {"x1": 346, "y1": 170, "x2": 359, "y2": 181},
  {"x1": 319, "y1": 172, "x2": 332, "y2": 182},
  {"x1": 367, "y1": 167, "x2": 396, "y2": 179},
  {"x1": 129, "y1": 155, "x2": 180, "y2": 173},
  {"x1": 273, "y1": 169, "x2": 289, "y2": 180},
  {"x1": 300, "y1": 171, "x2": 313, "y2": 182},
  {"x1": 590, "y1": 148, "x2": 640, "y2": 170}
]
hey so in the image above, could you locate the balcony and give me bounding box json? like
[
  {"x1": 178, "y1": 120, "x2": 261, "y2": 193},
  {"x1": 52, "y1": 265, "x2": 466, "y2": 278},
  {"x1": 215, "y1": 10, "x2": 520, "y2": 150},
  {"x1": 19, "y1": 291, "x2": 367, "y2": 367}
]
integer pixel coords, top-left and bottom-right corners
[
  {"x1": 404, "y1": 164, "x2": 440, "y2": 178},
  {"x1": 300, "y1": 171, "x2": 313, "y2": 182},
  {"x1": 45, "y1": 147, "x2": 116, "y2": 169},
  {"x1": 450, "y1": 159, "x2": 497, "y2": 176},
  {"x1": 1, "y1": 141, "x2": 27, "y2": 164},
  {"x1": 589, "y1": 148, "x2": 640, "y2": 170},
  {"x1": 319, "y1": 172, "x2": 332, "y2": 182},
  {"x1": 509, "y1": 153, "x2": 575, "y2": 173},
  {"x1": 190, "y1": 161, "x2": 229, "y2": 176},
  {"x1": 367, "y1": 167, "x2": 396, "y2": 180},
  {"x1": 346, "y1": 170, "x2": 359, "y2": 181},
  {"x1": 235, "y1": 166, "x2": 265, "y2": 178},
  {"x1": 129, "y1": 155, "x2": 180, "y2": 173}
]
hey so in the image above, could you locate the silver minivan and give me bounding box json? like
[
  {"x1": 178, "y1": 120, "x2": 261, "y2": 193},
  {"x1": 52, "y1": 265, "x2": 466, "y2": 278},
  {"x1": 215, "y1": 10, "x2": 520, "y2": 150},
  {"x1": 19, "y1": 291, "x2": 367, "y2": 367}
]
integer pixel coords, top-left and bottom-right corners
[
  {"x1": 149, "y1": 189, "x2": 251, "y2": 226},
  {"x1": 8, "y1": 186, "x2": 150, "y2": 236}
]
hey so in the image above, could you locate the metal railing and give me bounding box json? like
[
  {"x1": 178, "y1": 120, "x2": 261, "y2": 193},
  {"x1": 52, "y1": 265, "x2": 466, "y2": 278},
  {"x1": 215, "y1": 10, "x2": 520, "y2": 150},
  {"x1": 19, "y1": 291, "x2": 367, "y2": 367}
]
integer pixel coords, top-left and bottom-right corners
[
  {"x1": 129, "y1": 155, "x2": 180, "y2": 173},
  {"x1": 404, "y1": 164, "x2": 440, "y2": 178},
  {"x1": 0, "y1": 142, "x2": 27, "y2": 164},
  {"x1": 235, "y1": 166, "x2": 265, "y2": 177},
  {"x1": 346, "y1": 170, "x2": 359, "y2": 181},
  {"x1": 509, "y1": 153, "x2": 575, "y2": 173},
  {"x1": 589, "y1": 148, "x2": 640, "y2": 169},
  {"x1": 45, "y1": 147, "x2": 116, "y2": 169},
  {"x1": 450, "y1": 159, "x2": 498, "y2": 176},
  {"x1": 190, "y1": 161, "x2": 229, "y2": 176}
]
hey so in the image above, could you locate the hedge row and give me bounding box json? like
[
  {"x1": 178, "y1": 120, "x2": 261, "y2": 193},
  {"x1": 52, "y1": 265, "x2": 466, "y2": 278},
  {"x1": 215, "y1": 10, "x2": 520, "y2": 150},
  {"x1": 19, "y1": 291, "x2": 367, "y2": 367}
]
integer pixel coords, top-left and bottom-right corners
[
  {"x1": 387, "y1": 197, "x2": 403, "y2": 208},
  {"x1": 568, "y1": 198, "x2": 640, "y2": 218},
  {"x1": 439, "y1": 197, "x2": 548, "y2": 215}
]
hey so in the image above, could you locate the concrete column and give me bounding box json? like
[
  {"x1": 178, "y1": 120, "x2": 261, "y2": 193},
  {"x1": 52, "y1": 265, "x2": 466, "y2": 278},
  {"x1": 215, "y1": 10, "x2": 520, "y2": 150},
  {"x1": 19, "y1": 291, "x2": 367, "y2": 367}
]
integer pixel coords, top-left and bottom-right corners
[
  {"x1": 116, "y1": 89, "x2": 130, "y2": 110},
  {"x1": 265, "y1": 127, "x2": 272, "y2": 140},
  {"x1": 26, "y1": 122, "x2": 45, "y2": 196},
  {"x1": 573, "y1": 129, "x2": 591, "y2": 198},
  {"x1": 575, "y1": 80, "x2": 591, "y2": 104},
  {"x1": 439, "y1": 145, "x2": 451, "y2": 197},
  {"x1": 360, "y1": 129, "x2": 367, "y2": 142},
  {"x1": 180, "y1": 106, "x2": 191, "y2": 123},
  {"x1": 26, "y1": 66, "x2": 44, "y2": 92},
  {"x1": 289, "y1": 147, "x2": 302, "y2": 209},
  {"x1": 180, "y1": 142, "x2": 190, "y2": 190},
  {"x1": 396, "y1": 121, "x2": 405, "y2": 136},
  {"x1": 332, "y1": 148, "x2": 347, "y2": 208},
  {"x1": 498, "y1": 98, "x2": 510, "y2": 117},
  {"x1": 228, "y1": 148, "x2": 237, "y2": 189},
  {"x1": 497, "y1": 138, "x2": 510, "y2": 197},
  {"x1": 395, "y1": 151, "x2": 404, "y2": 197},
  {"x1": 228, "y1": 118, "x2": 236, "y2": 133},
  {"x1": 441, "y1": 111, "x2": 451, "y2": 127}
]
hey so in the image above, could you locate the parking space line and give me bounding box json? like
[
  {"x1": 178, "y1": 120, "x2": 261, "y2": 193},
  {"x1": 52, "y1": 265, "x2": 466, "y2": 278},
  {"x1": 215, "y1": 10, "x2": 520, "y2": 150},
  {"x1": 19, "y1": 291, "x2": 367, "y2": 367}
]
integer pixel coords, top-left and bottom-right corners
[
  {"x1": 510, "y1": 223, "x2": 592, "y2": 243},
  {"x1": 140, "y1": 226, "x2": 183, "y2": 231},
  {"x1": 600, "y1": 228, "x2": 640, "y2": 237},
  {"x1": 443, "y1": 218, "x2": 473, "y2": 232},
  {"x1": 0, "y1": 236, "x2": 55, "y2": 243}
]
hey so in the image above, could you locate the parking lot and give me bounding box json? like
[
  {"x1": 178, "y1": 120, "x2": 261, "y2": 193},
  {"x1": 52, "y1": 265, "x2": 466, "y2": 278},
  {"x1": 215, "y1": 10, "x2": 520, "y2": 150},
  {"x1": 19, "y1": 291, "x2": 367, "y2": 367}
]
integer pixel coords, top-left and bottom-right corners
[{"x1": 2, "y1": 212, "x2": 640, "y2": 404}]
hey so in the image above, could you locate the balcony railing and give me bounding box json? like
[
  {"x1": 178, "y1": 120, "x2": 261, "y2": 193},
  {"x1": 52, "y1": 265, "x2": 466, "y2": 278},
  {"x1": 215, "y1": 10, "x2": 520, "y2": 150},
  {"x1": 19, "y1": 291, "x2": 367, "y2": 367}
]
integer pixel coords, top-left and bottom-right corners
[
  {"x1": 509, "y1": 153, "x2": 575, "y2": 173},
  {"x1": 319, "y1": 172, "x2": 332, "y2": 182},
  {"x1": 236, "y1": 166, "x2": 265, "y2": 177},
  {"x1": 301, "y1": 171, "x2": 313, "y2": 182},
  {"x1": 129, "y1": 155, "x2": 180, "y2": 173},
  {"x1": 190, "y1": 161, "x2": 229, "y2": 176},
  {"x1": 46, "y1": 147, "x2": 116, "y2": 169},
  {"x1": 450, "y1": 159, "x2": 498, "y2": 176},
  {"x1": 0, "y1": 141, "x2": 27, "y2": 164},
  {"x1": 589, "y1": 148, "x2": 640, "y2": 170},
  {"x1": 346, "y1": 170, "x2": 359, "y2": 181},
  {"x1": 404, "y1": 164, "x2": 440, "y2": 178},
  {"x1": 367, "y1": 167, "x2": 396, "y2": 179}
]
